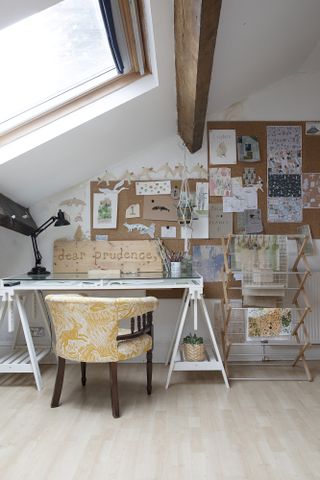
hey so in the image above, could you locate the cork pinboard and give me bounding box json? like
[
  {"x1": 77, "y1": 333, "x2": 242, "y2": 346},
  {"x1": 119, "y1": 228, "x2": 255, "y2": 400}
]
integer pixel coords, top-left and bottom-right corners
[{"x1": 207, "y1": 121, "x2": 320, "y2": 238}]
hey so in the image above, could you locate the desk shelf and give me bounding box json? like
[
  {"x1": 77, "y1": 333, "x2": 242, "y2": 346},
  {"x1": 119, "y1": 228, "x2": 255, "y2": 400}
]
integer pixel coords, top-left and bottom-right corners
[
  {"x1": 173, "y1": 345, "x2": 222, "y2": 372},
  {"x1": 0, "y1": 347, "x2": 50, "y2": 373}
]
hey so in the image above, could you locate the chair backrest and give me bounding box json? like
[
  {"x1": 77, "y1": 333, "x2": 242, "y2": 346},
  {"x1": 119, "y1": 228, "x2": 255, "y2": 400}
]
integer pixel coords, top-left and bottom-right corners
[{"x1": 45, "y1": 295, "x2": 158, "y2": 363}]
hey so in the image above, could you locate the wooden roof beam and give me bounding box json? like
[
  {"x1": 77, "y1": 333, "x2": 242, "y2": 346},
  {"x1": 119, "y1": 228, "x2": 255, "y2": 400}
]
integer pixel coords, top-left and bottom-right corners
[
  {"x1": 175, "y1": 0, "x2": 222, "y2": 153},
  {"x1": 0, "y1": 193, "x2": 37, "y2": 236}
]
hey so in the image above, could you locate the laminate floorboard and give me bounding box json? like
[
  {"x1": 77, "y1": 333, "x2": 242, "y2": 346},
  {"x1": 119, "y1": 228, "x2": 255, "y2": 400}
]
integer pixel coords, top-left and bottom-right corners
[{"x1": 0, "y1": 363, "x2": 320, "y2": 480}]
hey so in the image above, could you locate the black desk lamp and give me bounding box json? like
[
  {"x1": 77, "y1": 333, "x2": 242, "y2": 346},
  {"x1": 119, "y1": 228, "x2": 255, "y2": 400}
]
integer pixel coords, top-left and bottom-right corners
[{"x1": 28, "y1": 209, "x2": 70, "y2": 276}]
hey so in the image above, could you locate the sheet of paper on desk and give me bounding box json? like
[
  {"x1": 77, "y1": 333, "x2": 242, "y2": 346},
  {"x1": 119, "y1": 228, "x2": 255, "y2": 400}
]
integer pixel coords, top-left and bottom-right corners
[{"x1": 223, "y1": 185, "x2": 257, "y2": 212}]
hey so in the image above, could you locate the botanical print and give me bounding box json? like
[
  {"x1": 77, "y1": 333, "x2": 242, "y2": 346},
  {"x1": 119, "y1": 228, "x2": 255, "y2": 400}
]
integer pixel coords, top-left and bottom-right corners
[
  {"x1": 229, "y1": 235, "x2": 286, "y2": 272},
  {"x1": 302, "y1": 173, "x2": 320, "y2": 208},
  {"x1": 209, "y1": 203, "x2": 233, "y2": 238},
  {"x1": 267, "y1": 126, "x2": 302, "y2": 175},
  {"x1": 268, "y1": 174, "x2": 301, "y2": 198},
  {"x1": 267, "y1": 197, "x2": 302, "y2": 223},
  {"x1": 135, "y1": 180, "x2": 171, "y2": 195},
  {"x1": 237, "y1": 135, "x2": 261, "y2": 162},
  {"x1": 192, "y1": 245, "x2": 225, "y2": 282},
  {"x1": 92, "y1": 192, "x2": 118, "y2": 229},
  {"x1": 209, "y1": 129, "x2": 237, "y2": 165},
  {"x1": 305, "y1": 122, "x2": 320, "y2": 135},
  {"x1": 209, "y1": 168, "x2": 232, "y2": 196},
  {"x1": 247, "y1": 308, "x2": 292, "y2": 339}
]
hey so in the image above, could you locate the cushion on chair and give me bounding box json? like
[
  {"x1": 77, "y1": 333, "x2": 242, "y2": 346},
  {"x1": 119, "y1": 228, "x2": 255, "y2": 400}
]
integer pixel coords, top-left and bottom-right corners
[{"x1": 117, "y1": 334, "x2": 152, "y2": 361}]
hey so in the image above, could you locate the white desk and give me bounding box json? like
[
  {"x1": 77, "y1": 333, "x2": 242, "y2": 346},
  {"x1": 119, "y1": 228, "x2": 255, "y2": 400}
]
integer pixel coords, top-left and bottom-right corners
[{"x1": 0, "y1": 273, "x2": 229, "y2": 390}]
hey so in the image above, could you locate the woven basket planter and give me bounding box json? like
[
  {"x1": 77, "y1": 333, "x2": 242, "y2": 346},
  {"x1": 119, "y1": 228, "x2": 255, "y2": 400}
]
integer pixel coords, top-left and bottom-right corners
[{"x1": 183, "y1": 343, "x2": 205, "y2": 362}]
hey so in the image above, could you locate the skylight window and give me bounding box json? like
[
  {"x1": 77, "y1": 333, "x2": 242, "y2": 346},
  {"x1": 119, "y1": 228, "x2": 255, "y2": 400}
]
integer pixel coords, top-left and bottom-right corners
[{"x1": 0, "y1": 0, "x2": 133, "y2": 134}]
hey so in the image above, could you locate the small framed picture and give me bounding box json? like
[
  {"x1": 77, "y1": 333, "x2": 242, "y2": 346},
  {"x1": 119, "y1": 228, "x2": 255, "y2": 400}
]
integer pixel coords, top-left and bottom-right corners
[
  {"x1": 305, "y1": 122, "x2": 320, "y2": 135},
  {"x1": 92, "y1": 192, "x2": 118, "y2": 229}
]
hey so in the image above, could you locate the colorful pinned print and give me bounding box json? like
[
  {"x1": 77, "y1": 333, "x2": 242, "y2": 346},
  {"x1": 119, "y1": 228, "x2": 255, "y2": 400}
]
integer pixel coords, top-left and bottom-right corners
[
  {"x1": 209, "y1": 168, "x2": 232, "y2": 196},
  {"x1": 237, "y1": 135, "x2": 260, "y2": 162},
  {"x1": 267, "y1": 126, "x2": 302, "y2": 175},
  {"x1": 302, "y1": 173, "x2": 320, "y2": 208},
  {"x1": 268, "y1": 174, "x2": 301, "y2": 198},
  {"x1": 192, "y1": 245, "x2": 225, "y2": 282},
  {"x1": 93, "y1": 192, "x2": 118, "y2": 229},
  {"x1": 209, "y1": 129, "x2": 237, "y2": 165},
  {"x1": 135, "y1": 180, "x2": 171, "y2": 195},
  {"x1": 247, "y1": 308, "x2": 292, "y2": 339},
  {"x1": 267, "y1": 197, "x2": 302, "y2": 223}
]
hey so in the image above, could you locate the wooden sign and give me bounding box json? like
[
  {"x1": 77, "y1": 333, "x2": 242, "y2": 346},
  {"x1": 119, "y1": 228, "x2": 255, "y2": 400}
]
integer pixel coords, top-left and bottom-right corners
[{"x1": 53, "y1": 240, "x2": 163, "y2": 274}]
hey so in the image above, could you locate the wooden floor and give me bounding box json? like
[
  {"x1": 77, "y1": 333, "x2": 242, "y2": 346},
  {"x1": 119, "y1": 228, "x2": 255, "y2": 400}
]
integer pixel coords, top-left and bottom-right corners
[{"x1": 1, "y1": 363, "x2": 320, "y2": 480}]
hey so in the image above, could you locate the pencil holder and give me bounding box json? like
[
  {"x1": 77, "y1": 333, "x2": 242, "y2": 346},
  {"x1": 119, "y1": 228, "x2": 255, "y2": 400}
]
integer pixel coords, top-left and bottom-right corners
[{"x1": 170, "y1": 261, "x2": 181, "y2": 277}]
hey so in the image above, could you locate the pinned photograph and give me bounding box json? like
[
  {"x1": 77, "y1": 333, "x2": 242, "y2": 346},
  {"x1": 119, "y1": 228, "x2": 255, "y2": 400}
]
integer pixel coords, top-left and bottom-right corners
[{"x1": 93, "y1": 192, "x2": 118, "y2": 229}]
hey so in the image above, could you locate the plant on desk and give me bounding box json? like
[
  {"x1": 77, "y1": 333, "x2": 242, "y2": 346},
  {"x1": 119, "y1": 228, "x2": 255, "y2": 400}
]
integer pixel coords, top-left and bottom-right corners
[{"x1": 182, "y1": 333, "x2": 205, "y2": 362}]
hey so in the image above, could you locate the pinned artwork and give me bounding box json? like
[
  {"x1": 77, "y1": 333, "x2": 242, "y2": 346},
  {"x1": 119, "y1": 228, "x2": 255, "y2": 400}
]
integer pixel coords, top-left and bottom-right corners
[
  {"x1": 209, "y1": 129, "x2": 237, "y2": 165},
  {"x1": 268, "y1": 174, "x2": 301, "y2": 198},
  {"x1": 267, "y1": 126, "x2": 302, "y2": 175},
  {"x1": 209, "y1": 203, "x2": 233, "y2": 238},
  {"x1": 121, "y1": 170, "x2": 136, "y2": 184},
  {"x1": 195, "y1": 182, "x2": 209, "y2": 216},
  {"x1": 161, "y1": 226, "x2": 176, "y2": 238},
  {"x1": 267, "y1": 197, "x2": 302, "y2": 223},
  {"x1": 243, "y1": 168, "x2": 257, "y2": 187},
  {"x1": 247, "y1": 308, "x2": 292, "y2": 339},
  {"x1": 123, "y1": 222, "x2": 155, "y2": 238},
  {"x1": 135, "y1": 180, "x2": 171, "y2": 196},
  {"x1": 305, "y1": 122, "x2": 320, "y2": 135},
  {"x1": 209, "y1": 168, "x2": 232, "y2": 196},
  {"x1": 143, "y1": 195, "x2": 178, "y2": 221},
  {"x1": 302, "y1": 173, "x2": 320, "y2": 208},
  {"x1": 237, "y1": 135, "x2": 260, "y2": 162},
  {"x1": 97, "y1": 170, "x2": 116, "y2": 186},
  {"x1": 223, "y1": 185, "x2": 258, "y2": 213},
  {"x1": 188, "y1": 163, "x2": 208, "y2": 179},
  {"x1": 92, "y1": 191, "x2": 118, "y2": 229},
  {"x1": 192, "y1": 245, "x2": 225, "y2": 282},
  {"x1": 125, "y1": 204, "x2": 140, "y2": 218},
  {"x1": 244, "y1": 209, "x2": 263, "y2": 234}
]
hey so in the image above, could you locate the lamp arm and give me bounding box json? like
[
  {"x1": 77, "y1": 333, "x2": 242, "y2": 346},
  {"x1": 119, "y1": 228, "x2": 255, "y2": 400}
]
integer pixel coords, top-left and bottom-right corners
[
  {"x1": 32, "y1": 216, "x2": 57, "y2": 238},
  {"x1": 31, "y1": 235, "x2": 42, "y2": 267}
]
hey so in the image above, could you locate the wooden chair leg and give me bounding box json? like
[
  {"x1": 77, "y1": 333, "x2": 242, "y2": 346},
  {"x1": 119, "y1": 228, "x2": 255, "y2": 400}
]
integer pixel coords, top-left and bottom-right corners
[
  {"x1": 109, "y1": 362, "x2": 120, "y2": 418},
  {"x1": 81, "y1": 362, "x2": 86, "y2": 386},
  {"x1": 146, "y1": 350, "x2": 152, "y2": 395},
  {"x1": 51, "y1": 356, "x2": 65, "y2": 408}
]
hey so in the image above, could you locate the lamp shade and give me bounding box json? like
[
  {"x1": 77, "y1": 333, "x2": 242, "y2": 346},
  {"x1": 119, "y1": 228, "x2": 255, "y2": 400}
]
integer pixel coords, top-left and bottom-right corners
[{"x1": 54, "y1": 210, "x2": 70, "y2": 227}]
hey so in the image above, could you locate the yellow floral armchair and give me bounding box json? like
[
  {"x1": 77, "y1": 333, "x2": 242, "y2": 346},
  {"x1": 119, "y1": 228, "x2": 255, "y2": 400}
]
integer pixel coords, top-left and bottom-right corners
[{"x1": 45, "y1": 294, "x2": 158, "y2": 417}]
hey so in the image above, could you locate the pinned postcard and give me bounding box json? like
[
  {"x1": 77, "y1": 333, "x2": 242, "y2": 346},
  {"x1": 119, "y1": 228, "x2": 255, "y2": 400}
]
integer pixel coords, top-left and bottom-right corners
[
  {"x1": 126, "y1": 204, "x2": 140, "y2": 218},
  {"x1": 244, "y1": 209, "x2": 263, "y2": 234},
  {"x1": 302, "y1": 173, "x2": 320, "y2": 208},
  {"x1": 223, "y1": 185, "x2": 258, "y2": 213},
  {"x1": 161, "y1": 226, "x2": 176, "y2": 238},
  {"x1": 209, "y1": 129, "x2": 237, "y2": 165},
  {"x1": 209, "y1": 203, "x2": 233, "y2": 238},
  {"x1": 195, "y1": 182, "x2": 209, "y2": 215},
  {"x1": 136, "y1": 180, "x2": 171, "y2": 195},
  {"x1": 143, "y1": 195, "x2": 178, "y2": 221},
  {"x1": 209, "y1": 168, "x2": 232, "y2": 196},
  {"x1": 306, "y1": 122, "x2": 320, "y2": 135},
  {"x1": 237, "y1": 135, "x2": 261, "y2": 162},
  {"x1": 93, "y1": 192, "x2": 118, "y2": 229}
]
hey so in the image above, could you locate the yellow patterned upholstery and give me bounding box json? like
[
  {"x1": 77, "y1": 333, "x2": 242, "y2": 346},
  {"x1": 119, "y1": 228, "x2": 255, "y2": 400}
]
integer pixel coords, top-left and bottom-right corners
[{"x1": 45, "y1": 295, "x2": 158, "y2": 363}]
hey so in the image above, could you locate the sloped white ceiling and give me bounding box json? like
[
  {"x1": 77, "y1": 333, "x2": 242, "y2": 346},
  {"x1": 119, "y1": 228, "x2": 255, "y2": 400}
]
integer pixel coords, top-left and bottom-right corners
[
  {"x1": 2, "y1": 0, "x2": 320, "y2": 207},
  {"x1": 208, "y1": 0, "x2": 320, "y2": 116},
  {"x1": 0, "y1": 0, "x2": 62, "y2": 29}
]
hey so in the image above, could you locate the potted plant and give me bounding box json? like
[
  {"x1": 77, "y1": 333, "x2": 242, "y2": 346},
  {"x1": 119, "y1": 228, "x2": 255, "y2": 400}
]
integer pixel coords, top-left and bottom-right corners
[{"x1": 182, "y1": 333, "x2": 205, "y2": 361}]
